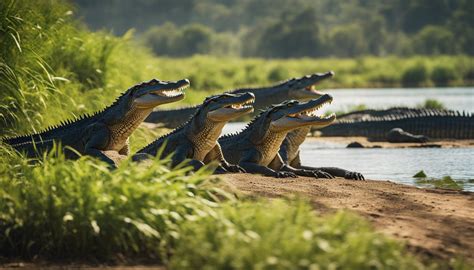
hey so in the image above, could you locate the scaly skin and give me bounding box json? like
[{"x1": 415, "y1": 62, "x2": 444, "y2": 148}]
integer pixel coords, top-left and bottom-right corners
[
  {"x1": 133, "y1": 92, "x2": 255, "y2": 173},
  {"x1": 3, "y1": 78, "x2": 190, "y2": 167},
  {"x1": 145, "y1": 71, "x2": 334, "y2": 128},
  {"x1": 320, "y1": 107, "x2": 474, "y2": 140},
  {"x1": 220, "y1": 95, "x2": 336, "y2": 178}
]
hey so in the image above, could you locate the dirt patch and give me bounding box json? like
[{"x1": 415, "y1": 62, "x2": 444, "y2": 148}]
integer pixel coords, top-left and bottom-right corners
[{"x1": 224, "y1": 174, "x2": 474, "y2": 261}]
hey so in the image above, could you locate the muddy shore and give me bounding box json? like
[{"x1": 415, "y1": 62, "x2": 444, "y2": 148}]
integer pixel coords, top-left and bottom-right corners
[{"x1": 224, "y1": 174, "x2": 474, "y2": 261}]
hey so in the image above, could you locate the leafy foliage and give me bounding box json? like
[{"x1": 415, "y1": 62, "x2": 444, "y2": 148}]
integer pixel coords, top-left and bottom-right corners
[
  {"x1": 401, "y1": 64, "x2": 428, "y2": 87},
  {"x1": 0, "y1": 1, "x2": 467, "y2": 267},
  {"x1": 418, "y1": 99, "x2": 446, "y2": 110},
  {"x1": 171, "y1": 200, "x2": 423, "y2": 269},
  {"x1": 0, "y1": 144, "x2": 225, "y2": 260},
  {"x1": 74, "y1": 0, "x2": 474, "y2": 58}
]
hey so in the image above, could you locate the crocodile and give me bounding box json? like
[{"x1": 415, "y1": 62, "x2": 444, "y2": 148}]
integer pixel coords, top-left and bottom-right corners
[
  {"x1": 133, "y1": 92, "x2": 255, "y2": 173},
  {"x1": 144, "y1": 71, "x2": 334, "y2": 128},
  {"x1": 319, "y1": 107, "x2": 474, "y2": 140},
  {"x1": 2, "y1": 78, "x2": 190, "y2": 166},
  {"x1": 219, "y1": 95, "x2": 336, "y2": 178}
]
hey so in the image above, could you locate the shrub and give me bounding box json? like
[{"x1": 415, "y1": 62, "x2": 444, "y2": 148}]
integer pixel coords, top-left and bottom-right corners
[
  {"x1": 401, "y1": 64, "x2": 427, "y2": 87},
  {"x1": 431, "y1": 66, "x2": 457, "y2": 86},
  {"x1": 267, "y1": 66, "x2": 290, "y2": 82},
  {"x1": 0, "y1": 145, "x2": 225, "y2": 261},
  {"x1": 171, "y1": 200, "x2": 423, "y2": 269},
  {"x1": 419, "y1": 99, "x2": 445, "y2": 109}
]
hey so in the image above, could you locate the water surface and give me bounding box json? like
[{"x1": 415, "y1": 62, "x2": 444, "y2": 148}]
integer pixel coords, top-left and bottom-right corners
[{"x1": 323, "y1": 87, "x2": 473, "y2": 113}]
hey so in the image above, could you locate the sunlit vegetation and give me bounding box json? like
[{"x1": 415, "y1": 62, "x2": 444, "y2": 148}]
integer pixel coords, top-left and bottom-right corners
[
  {"x1": 418, "y1": 99, "x2": 446, "y2": 110},
  {"x1": 0, "y1": 0, "x2": 471, "y2": 268},
  {"x1": 413, "y1": 171, "x2": 465, "y2": 190},
  {"x1": 74, "y1": 0, "x2": 474, "y2": 58}
]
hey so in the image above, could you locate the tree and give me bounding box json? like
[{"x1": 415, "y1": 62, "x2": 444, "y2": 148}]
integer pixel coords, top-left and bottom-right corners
[
  {"x1": 255, "y1": 8, "x2": 322, "y2": 58},
  {"x1": 175, "y1": 24, "x2": 214, "y2": 56},
  {"x1": 412, "y1": 25, "x2": 459, "y2": 55},
  {"x1": 328, "y1": 25, "x2": 368, "y2": 57}
]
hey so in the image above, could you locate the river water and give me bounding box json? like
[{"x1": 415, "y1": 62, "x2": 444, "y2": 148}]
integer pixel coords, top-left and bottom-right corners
[
  {"x1": 322, "y1": 87, "x2": 474, "y2": 113},
  {"x1": 221, "y1": 87, "x2": 474, "y2": 191}
]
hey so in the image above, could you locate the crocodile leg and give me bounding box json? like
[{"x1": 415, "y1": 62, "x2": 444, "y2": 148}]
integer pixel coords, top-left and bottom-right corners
[
  {"x1": 275, "y1": 154, "x2": 333, "y2": 179},
  {"x1": 279, "y1": 148, "x2": 333, "y2": 178},
  {"x1": 84, "y1": 125, "x2": 117, "y2": 168},
  {"x1": 299, "y1": 165, "x2": 365, "y2": 180},
  {"x1": 170, "y1": 145, "x2": 205, "y2": 171},
  {"x1": 239, "y1": 150, "x2": 296, "y2": 178},
  {"x1": 204, "y1": 144, "x2": 246, "y2": 173}
]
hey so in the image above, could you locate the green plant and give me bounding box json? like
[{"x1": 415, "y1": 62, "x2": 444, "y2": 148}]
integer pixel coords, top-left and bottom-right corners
[
  {"x1": 171, "y1": 200, "x2": 423, "y2": 269},
  {"x1": 402, "y1": 64, "x2": 428, "y2": 87},
  {"x1": 267, "y1": 66, "x2": 290, "y2": 82},
  {"x1": 415, "y1": 176, "x2": 464, "y2": 190},
  {"x1": 418, "y1": 99, "x2": 446, "y2": 110},
  {"x1": 431, "y1": 66, "x2": 457, "y2": 86},
  {"x1": 0, "y1": 144, "x2": 227, "y2": 261}
]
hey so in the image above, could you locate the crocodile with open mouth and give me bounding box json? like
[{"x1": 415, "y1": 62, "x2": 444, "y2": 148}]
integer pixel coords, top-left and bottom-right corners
[
  {"x1": 219, "y1": 95, "x2": 337, "y2": 178},
  {"x1": 133, "y1": 92, "x2": 255, "y2": 173},
  {"x1": 144, "y1": 71, "x2": 334, "y2": 128},
  {"x1": 2, "y1": 78, "x2": 190, "y2": 167}
]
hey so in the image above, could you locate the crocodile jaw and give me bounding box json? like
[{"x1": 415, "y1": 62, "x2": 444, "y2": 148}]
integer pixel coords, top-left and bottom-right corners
[
  {"x1": 271, "y1": 94, "x2": 336, "y2": 132},
  {"x1": 208, "y1": 96, "x2": 255, "y2": 122},
  {"x1": 134, "y1": 83, "x2": 189, "y2": 108},
  {"x1": 289, "y1": 71, "x2": 334, "y2": 101}
]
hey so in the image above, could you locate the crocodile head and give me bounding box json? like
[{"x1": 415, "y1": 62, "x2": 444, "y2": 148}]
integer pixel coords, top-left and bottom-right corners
[
  {"x1": 104, "y1": 78, "x2": 189, "y2": 150},
  {"x1": 131, "y1": 78, "x2": 190, "y2": 108},
  {"x1": 204, "y1": 92, "x2": 255, "y2": 122},
  {"x1": 269, "y1": 94, "x2": 336, "y2": 132},
  {"x1": 187, "y1": 92, "x2": 255, "y2": 150},
  {"x1": 282, "y1": 71, "x2": 334, "y2": 101}
]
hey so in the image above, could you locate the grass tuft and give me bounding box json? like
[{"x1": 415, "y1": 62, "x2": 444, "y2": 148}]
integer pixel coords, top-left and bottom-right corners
[
  {"x1": 171, "y1": 200, "x2": 423, "y2": 269},
  {"x1": 0, "y1": 144, "x2": 225, "y2": 262}
]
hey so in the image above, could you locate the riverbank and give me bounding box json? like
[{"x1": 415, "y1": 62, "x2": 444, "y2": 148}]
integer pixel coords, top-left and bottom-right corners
[{"x1": 224, "y1": 174, "x2": 474, "y2": 261}]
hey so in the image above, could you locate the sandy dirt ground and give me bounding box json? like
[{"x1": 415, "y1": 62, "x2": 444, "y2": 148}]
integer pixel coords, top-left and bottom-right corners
[
  {"x1": 224, "y1": 174, "x2": 474, "y2": 261},
  {"x1": 308, "y1": 136, "x2": 474, "y2": 148}
]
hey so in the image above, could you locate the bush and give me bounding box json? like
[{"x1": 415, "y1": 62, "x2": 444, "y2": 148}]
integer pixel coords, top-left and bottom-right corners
[
  {"x1": 0, "y1": 145, "x2": 224, "y2": 260},
  {"x1": 267, "y1": 66, "x2": 290, "y2": 82},
  {"x1": 412, "y1": 26, "x2": 459, "y2": 55},
  {"x1": 171, "y1": 200, "x2": 423, "y2": 269},
  {"x1": 401, "y1": 64, "x2": 428, "y2": 87},
  {"x1": 431, "y1": 66, "x2": 457, "y2": 86},
  {"x1": 419, "y1": 99, "x2": 446, "y2": 109}
]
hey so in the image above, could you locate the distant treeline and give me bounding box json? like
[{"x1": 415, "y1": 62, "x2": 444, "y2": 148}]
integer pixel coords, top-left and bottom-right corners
[{"x1": 72, "y1": 0, "x2": 473, "y2": 58}]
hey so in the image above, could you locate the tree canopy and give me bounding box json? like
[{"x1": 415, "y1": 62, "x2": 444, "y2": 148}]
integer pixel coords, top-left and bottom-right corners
[{"x1": 73, "y1": 0, "x2": 474, "y2": 58}]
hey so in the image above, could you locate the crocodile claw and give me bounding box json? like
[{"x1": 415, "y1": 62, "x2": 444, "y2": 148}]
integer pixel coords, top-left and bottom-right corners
[
  {"x1": 312, "y1": 170, "x2": 334, "y2": 179},
  {"x1": 226, "y1": 164, "x2": 246, "y2": 173},
  {"x1": 344, "y1": 171, "x2": 365, "y2": 180},
  {"x1": 276, "y1": 171, "x2": 297, "y2": 178},
  {"x1": 214, "y1": 166, "x2": 228, "y2": 174}
]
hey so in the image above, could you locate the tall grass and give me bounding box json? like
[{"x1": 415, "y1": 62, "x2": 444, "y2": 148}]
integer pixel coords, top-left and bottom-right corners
[
  {"x1": 171, "y1": 200, "x2": 423, "y2": 269},
  {"x1": 0, "y1": 1, "x2": 469, "y2": 268},
  {"x1": 0, "y1": 144, "x2": 427, "y2": 268},
  {"x1": 0, "y1": 145, "x2": 226, "y2": 261}
]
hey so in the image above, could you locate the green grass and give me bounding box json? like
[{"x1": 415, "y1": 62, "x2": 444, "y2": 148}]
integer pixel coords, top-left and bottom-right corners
[
  {"x1": 0, "y1": 145, "x2": 424, "y2": 268},
  {"x1": 171, "y1": 200, "x2": 423, "y2": 269},
  {"x1": 0, "y1": 1, "x2": 471, "y2": 268},
  {"x1": 0, "y1": 145, "x2": 226, "y2": 261},
  {"x1": 1, "y1": 0, "x2": 472, "y2": 139}
]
